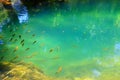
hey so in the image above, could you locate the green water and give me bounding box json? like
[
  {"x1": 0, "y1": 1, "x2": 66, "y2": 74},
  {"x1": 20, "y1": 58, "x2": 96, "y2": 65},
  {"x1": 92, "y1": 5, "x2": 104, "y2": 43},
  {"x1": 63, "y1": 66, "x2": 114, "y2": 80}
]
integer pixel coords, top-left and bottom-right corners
[{"x1": 1, "y1": 3, "x2": 120, "y2": 79}]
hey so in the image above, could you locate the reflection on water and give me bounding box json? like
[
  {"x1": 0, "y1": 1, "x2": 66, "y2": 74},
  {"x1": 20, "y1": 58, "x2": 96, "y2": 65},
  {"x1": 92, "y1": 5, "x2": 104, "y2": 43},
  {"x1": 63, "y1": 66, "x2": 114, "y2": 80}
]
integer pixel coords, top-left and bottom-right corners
[
  {"x1": 12, "y1": 0, "x2": 28, "y2": 23},
  {"x1": 1, "y1": 1, "x2": 120, "y2": 80},
  {"x1": 114, "y1": 42, "x2": 120, "y2": 56}
]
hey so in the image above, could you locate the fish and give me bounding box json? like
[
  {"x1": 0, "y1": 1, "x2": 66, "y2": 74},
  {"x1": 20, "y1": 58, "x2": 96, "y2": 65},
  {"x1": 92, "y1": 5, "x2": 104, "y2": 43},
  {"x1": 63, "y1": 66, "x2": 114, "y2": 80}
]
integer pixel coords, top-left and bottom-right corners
[
  {"x1": 49, "y1": 48, "x2": 54, "y2": 53},
  {"x1": 14, "y1": 39, "x2": 18, "y2": 42},
  {"x1": 56, "y1": 66, "x2": 62, "y2": 74},
  {"x1": 13, "y1": 49, "x2": 17, "y2": 53},
  {"x1": 26, "y1": 52, "x2": 38, "y2": 58},
  {"x1": 19, "y1": 35, "x2": 21, "y2": 39},
  {"x1": 0, "y1": 56, "x2": 4, "y2": 61},
  {"x1": 20, "y1": 39, "x2": 24, "y2": 44},
  {"x1": 10, "y1": 56, "x2": 19, "y2": 62},
  {"x1": 32, "y1": 34, "x2": 35, "y2": 37},
  {"x1": 33, "y1": 41, "x2": 37, "y2": 44},
  {"x1": 12, "y1": 33, "x2": 16, "y2": 37},
  {"x1": 9, "y1": 37, "x2": 13, "y2": 41},
  {"x1": 13, "y1": 46, "x2": 19, "y2": 53},
  {"x1": 21, "y1": 43, "x2": 24, "y2": 46},
  {"x1": 25, "y1": 48, "x2": 30, "y2": 51}
]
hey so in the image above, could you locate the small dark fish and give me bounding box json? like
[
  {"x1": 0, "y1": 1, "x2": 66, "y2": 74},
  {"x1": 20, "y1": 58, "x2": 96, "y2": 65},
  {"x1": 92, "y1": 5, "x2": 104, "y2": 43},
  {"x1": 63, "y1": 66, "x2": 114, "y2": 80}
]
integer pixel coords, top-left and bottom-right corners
[
  {"x1": 9, "y1": 29, "x2": 13, "y2": 32},
  {"x1": 12, "y1": 33, "x2": 16, "y2": 37},
  {"x1": 13, "y1": 49, "x2": 17, "y2": 53},
  {"x1": 20, "y1": 39, "x2": 24, "y2": 44},
  {"x1": 9, "y1": 37, "x2": 13, "y2": 41},
  {"x1": 55, "y1": 66, "x2": 62, "y2": 74},
  {"x1": 13, "y1": 46, "x2": 19, "y2": 53},
  {"x1": 32, "y1": 34, "x2": 35, "y2": 37},
  {"x1": 33, "y1": 41, "x2": 37, "y2": 44},
  {"x1": 19, "y1": 35, "x2": 21, "y2": 39},
  {"x1": 0, "y1": 56, "x2": 4, "y2": 61},
  {"x1": 25, "y1": 48, "x2": 30, "y2": 51},
  {"x1": 49, "y1": 48, "x2": 53, "y2": 53},
  {"x1": 10, "y1": 56, "x2": 19, "y2": 62},
  {"x1": 14, "y1": 39, "x2": 18, "y2": 42},
  {"x1": 26, "y1": 52, "x2": 38, "y2": 58},
  {"x1": 21, "y1": 43, "x2": 24, "y2": 46}
]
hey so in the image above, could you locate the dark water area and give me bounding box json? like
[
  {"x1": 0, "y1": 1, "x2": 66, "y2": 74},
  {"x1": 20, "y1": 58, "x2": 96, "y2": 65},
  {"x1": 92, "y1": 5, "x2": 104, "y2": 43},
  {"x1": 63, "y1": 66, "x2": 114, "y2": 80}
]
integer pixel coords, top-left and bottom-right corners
[{"x1": 1, "y1": 1, "x2": 120, "y2": 80}]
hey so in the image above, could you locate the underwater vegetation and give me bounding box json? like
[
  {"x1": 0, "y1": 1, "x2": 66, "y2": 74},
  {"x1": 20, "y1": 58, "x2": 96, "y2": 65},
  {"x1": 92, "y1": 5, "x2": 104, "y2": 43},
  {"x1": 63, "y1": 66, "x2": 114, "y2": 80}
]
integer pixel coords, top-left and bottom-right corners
[
  {"x1": 0, "y1": 3, "x2": 9, "y2": 31},
  {"x1": 0, "y1": 61, "x2": 54, "y2": 80}
]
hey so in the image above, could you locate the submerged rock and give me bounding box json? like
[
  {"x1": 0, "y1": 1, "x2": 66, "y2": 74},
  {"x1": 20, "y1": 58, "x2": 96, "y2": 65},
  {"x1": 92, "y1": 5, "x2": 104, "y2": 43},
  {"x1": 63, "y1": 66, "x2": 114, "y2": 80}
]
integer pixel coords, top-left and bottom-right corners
[
  {"x1": 0, "y1": 61, "x2": 53, "y2": 80},
  {"x1": 0, "y1": 61, "x2": 75, "y2": 80},
  {"x1": 0, "y1": 0, "x2": 28, "y2": 25},
  {"x1": 0, "y1": 3, "x2": 10, "y2": 32}
]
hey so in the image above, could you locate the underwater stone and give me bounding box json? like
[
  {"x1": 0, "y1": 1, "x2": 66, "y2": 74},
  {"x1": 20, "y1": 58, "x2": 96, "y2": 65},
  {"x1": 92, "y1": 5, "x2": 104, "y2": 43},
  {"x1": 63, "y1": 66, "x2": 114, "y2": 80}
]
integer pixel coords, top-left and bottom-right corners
[{"x1": 0, "y1": 3, "x2": 10, "y2": 31}]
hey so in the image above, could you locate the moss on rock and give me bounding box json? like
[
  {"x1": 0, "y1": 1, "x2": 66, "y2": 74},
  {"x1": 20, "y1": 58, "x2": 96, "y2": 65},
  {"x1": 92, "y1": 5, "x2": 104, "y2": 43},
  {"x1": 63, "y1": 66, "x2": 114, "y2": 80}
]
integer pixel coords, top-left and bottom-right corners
[{"x1": 0, "y1": 3, "x2": 8, "y2": 24}]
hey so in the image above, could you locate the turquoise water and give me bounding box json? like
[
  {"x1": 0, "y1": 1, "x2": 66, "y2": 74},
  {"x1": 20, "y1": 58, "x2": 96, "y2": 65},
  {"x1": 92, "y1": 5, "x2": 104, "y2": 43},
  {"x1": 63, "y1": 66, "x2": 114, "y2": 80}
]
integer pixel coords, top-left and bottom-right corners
[{"x1": 1, "y1": 3, "x2": 120, "y2": 79}]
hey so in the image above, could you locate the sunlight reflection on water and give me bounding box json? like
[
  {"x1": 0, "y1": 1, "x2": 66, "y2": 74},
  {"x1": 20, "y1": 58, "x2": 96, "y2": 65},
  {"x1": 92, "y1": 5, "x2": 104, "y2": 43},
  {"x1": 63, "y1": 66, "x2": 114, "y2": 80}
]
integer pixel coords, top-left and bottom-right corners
[{"x1": 12, "y1": 0, "x2": 28, "y2": 23}]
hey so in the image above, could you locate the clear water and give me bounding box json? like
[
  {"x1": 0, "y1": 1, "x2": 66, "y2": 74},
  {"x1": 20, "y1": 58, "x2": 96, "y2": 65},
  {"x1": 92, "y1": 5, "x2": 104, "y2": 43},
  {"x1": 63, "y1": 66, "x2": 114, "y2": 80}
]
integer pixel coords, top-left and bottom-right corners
[{"x1": 1, "y1": 2, "x2": 120, "y2": 79}]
